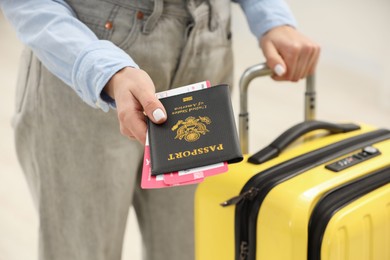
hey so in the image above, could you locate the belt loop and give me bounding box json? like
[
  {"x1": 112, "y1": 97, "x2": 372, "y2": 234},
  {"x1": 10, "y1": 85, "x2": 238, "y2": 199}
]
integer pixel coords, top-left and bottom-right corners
[
  {"x1": 142, "y1": 0, "x2": 164, "y2": 34},
  {"x1": 205, "y1": 0, "x2": 218, "y2": 32}
]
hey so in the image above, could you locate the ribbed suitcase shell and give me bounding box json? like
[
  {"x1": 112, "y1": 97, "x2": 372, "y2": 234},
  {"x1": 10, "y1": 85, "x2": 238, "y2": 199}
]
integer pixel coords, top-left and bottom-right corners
[
  {"x1": 195, "y1": 124, "x2": 390, "y2": 260},
  {"x1": 321, "y1": 184, "x2": 390, "y2": 260}
]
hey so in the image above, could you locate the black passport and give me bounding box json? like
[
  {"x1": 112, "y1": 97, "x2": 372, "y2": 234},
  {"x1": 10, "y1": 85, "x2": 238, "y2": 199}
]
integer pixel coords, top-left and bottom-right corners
[{"x1": 148, "y1": 84, "x2": 243, "y2": 175}]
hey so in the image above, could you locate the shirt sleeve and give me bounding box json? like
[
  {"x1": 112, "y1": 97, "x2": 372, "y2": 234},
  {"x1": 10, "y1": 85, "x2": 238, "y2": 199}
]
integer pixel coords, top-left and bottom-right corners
[
  {"x1": 1, "y1": 0, "x2": 138, "y2": 111},
  {"x1": 234, "y1": 0, "x2": 298, "y2": 40}
]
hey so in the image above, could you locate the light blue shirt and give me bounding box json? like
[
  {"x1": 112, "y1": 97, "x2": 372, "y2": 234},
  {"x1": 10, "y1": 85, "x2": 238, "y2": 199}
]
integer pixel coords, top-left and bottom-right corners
[{"x1": 1, "y1": 0, "x2": 296, "y2": 112}]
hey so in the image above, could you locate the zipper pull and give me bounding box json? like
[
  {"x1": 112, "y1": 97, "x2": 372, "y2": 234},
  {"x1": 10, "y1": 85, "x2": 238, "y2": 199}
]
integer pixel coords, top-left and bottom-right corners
[{"x1": 220, "y1": 187, "x2": 259, "y2": 207}]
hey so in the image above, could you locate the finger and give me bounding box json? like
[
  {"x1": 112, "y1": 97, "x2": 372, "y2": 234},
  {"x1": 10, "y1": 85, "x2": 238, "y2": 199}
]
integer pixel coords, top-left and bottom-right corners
[
  {"x1": 282, "y1": 44, "x2": 300, "y2": 81},
  {"x1": 130, "y1": 83, "x2": 167, "y2": 125},
  {"x1": 124, "y1": 110, "x2": 148, "y2": 144},
  {"x1": 119, "y1": 110, "x2": 147, "y2": 144},
  {"x1": 120, "y1": 125, "x2": 136, "y2": 141},
  {"x1": 308, "y1": 44, "x2": 321, "y2": 75},
  {"x1": 141, "y1": 93, "x2": 167, "y2": 124},
  {"x1": 261, "y1": 40, "x2": 287, "y2": 78},
  {"x1": 299, "y1": 43, "x2": 321, "y2": 79},
  {"x1": 293, "y1": 47, "x2": 312, "y2": 81},
  {"x1": 116, "y1": 90, "x2": 148, "y2": 144}
]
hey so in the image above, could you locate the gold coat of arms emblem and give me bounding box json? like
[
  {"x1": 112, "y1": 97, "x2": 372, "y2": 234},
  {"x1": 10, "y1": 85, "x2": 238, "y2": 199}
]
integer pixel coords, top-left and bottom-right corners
[{"x1": 171, "y1": 116, "x2": 212, "y2": 142}]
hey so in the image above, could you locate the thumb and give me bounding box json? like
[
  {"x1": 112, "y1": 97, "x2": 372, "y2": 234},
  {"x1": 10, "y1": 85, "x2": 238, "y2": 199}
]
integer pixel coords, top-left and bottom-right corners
[
  {"x1": 138, "y1": 92, "x2": 167, "y2": 124},
  {"x1": 261, "y1": 40, "x2": 287, "y2": 77},
  {"x1": 125, "y1": 68, "x2": 168, "y2": 125}
]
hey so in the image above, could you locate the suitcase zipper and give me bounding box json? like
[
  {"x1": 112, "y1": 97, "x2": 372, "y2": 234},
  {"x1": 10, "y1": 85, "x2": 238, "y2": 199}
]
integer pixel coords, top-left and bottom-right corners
[
  {"x1": 220, "y1": 187, "x2": 260, "y2": 207},
  {"x1": 307, "y1": 165, "x2": 390, "y2": 260},
  {"x1": 222, "y1": 129, "x2": 390, "y2": 260}
]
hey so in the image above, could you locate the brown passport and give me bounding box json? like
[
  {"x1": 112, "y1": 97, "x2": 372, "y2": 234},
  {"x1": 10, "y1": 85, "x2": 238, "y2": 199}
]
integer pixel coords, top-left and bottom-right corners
[{"x1": 147, "y1": 84, "x2": 243, "y2": 176}]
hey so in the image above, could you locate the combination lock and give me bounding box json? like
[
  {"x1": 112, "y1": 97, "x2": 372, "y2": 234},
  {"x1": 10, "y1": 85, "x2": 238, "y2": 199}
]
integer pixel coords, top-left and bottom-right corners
[{"x1": 325, "y1": 146, "x2": 381, "y2": 172}]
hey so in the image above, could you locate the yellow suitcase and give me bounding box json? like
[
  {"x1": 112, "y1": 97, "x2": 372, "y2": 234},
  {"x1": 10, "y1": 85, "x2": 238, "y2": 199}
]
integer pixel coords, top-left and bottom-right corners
[{"x1": 195, "y1": 64, "x2": 390, "y2": 260}]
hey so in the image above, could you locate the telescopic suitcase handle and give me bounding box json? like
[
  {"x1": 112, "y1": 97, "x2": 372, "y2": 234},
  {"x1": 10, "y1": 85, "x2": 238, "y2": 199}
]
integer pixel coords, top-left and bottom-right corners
[{"x1": 238, "y1": 63, "x2": 360, "y2": 158}]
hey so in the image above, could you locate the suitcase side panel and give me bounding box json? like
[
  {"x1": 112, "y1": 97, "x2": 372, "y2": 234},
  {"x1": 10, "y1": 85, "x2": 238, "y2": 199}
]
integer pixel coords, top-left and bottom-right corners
[
  {"x1": 256, "y1": 138, "x2": 390, "y2": 260},
  {"x1": 322, "y1": 184, "x2": 390, "y2": 260}
]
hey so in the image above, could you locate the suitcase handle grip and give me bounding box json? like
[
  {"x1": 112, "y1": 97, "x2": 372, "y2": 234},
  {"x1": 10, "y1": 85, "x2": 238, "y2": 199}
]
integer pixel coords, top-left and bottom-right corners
[
  {"x1": 247, "y1": 120, "x2": 361, "y2": 164},
  {"x1": 239, "y1": 63, "x2": 316, "y2": 154}
]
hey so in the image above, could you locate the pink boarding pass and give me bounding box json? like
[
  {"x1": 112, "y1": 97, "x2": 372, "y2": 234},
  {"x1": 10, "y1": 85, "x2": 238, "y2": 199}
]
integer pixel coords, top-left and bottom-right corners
[{"x1": 162, "y1": 162, "x2": 228, "y2": 185}]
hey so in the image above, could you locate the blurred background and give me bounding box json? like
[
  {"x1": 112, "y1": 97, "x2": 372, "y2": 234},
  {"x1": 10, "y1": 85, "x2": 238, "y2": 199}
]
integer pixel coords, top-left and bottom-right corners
[{"x1": 1, "y1": 1, "x2": 389, "y2": 259}]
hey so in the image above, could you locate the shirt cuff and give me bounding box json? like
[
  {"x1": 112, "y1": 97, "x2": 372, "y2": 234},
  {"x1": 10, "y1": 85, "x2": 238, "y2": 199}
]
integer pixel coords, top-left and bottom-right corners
[
  {"x1": 71, "y1": 40, "x2": 139, "y2": 112},
  {"x1": 239, "y1": 0, "x2": 298, "y2": 40}
]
